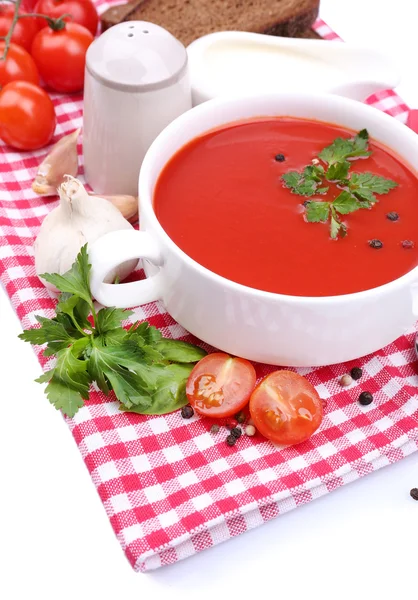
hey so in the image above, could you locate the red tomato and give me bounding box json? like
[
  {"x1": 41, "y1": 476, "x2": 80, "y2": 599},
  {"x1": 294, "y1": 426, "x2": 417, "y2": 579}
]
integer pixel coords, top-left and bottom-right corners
[
  {"x1": 0, "y1": 42, "x2": 39, "y2": 87},
  {"x1": 31, "y1": 22, "x2": 93, "y2": 93},
  {"x1": 249, "y1": 370, "x2": 323, "y2": 446},
  {"x1": 34, "y1": 0, "x2": 98, "y2": 35},
  {"x1": 0, "y1": 81, "x2": 56, "y2": 150},
  {"x1": 0, "y1": 5, "x2": 39, "y2": 52},
  {"x1": 21, "y1": 0, "x2": 39, "y2": 10},
  {"x1": 186, "y1": 352, "x2": 256, "y2": 418}
]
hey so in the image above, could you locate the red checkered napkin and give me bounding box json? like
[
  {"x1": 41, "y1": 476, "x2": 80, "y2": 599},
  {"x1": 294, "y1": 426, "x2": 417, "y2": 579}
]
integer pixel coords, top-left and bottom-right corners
[{"x1": 0, "y1": 6, "x2": 417, "y2": 571}]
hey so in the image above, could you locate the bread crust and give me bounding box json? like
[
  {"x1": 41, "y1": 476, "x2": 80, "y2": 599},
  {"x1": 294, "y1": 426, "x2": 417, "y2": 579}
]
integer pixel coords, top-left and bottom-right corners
[{"x1": 100, "y1": 0, "x2": 320, "y2": 46}]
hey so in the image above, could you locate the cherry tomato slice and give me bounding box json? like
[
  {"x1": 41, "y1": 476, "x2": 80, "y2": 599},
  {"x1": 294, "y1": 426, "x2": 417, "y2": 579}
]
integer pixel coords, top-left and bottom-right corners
[
  {"x1": 186, "y1": 352, "x2": 256, "y2": 418},
  {"x1": 249, "y1": 370, "x2": 323, "y2": 445}
]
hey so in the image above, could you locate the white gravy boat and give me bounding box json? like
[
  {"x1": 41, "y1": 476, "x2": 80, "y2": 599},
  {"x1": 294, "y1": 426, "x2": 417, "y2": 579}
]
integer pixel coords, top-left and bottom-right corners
[{"x1": 186, "y1": 31, "x2": 401, "y2": 105}]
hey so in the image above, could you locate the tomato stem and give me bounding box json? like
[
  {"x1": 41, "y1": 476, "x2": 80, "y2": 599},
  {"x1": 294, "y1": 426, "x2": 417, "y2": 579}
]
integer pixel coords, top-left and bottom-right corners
[
  {"x1": 0, "y1": 0, "x2": 22, "y2": 60},
  {"x1": 0, "y1": 1, "x2": 71, "y2": 60}
]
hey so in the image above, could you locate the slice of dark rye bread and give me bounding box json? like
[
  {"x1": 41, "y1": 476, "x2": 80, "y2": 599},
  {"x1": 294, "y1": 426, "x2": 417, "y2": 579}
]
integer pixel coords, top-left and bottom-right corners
[{"x1": 100, "y1": 0, "x2": 321, "y2": 47}]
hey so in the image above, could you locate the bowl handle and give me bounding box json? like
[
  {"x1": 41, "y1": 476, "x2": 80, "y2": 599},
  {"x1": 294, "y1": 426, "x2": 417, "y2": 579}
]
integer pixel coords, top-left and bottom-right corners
[{"x1": 89, "y1": 230, "x2": 163, "y2": 308}]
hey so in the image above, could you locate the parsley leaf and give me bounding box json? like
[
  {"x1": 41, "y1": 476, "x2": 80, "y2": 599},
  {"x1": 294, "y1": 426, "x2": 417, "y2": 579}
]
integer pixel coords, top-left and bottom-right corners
[
  {"x1": 154, "y1": 339, "x2": 207, "y2": 363},
  {"x1": 19, "y1": 247, "x2": 207, "y2": 418},
  {"x1": 282, "y1": 165, "x2": 328, "y2": 197},
  {"x1": 319, "y1": 129, "x2": 371, "y2": 166},
  {"x1": 326, "y1": 160, "x2": 350, "y2": 181},
  {"x1": 332, "y1": 191, "x2": 360, "y2": 214},
  {"x1": 305, "y1": 201, "x2": 330, "y2": 223},
  {"x1": 40, "y1": 245, "x2": 93, "y2": 310},
  {"x1": 96, "y1": 307, "x2": 133, "y2": 334},
  {"x1": 348, "y1": 172, "x2": 398, "y2": 196}
]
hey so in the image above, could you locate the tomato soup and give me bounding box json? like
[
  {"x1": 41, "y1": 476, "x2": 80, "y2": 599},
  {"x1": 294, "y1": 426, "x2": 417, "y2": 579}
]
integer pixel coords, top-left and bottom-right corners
[{"x1": 153, "y1": 118, "x2": 418, "y2": 296}]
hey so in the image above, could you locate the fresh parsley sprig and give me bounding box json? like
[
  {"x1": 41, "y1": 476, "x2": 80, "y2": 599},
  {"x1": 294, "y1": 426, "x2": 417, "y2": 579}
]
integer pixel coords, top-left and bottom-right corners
[
  {"x1": 19, "y1": 246, "x2": 206, "y2": 418},
  {"x1": 280, "y1": 129, "x2": 398, "y2": 239}
]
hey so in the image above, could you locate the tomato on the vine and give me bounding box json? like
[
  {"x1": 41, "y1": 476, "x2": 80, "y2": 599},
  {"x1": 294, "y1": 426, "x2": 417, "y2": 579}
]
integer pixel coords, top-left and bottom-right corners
[
  {"x1": 31, "y1": 22, "x2": 93, "y2": 93},
  {"x1": 249, "y1": 370, "x2": 323, "y2": 446},
  {"x1": 0, "y1": 4, "x2": 39, "y2": 52},
  {"x1": 34, "y1": 0, "x2": 98, "y2": 35},
  {"x1": 0, "y1": 81, "x2": 56, "y2": 150},
  {"x1": 186, "y1": 352, "x2": 257, "y2": 418},
  {"x1": 0, "y1": 42, "x2": 39, "y2": 87}
]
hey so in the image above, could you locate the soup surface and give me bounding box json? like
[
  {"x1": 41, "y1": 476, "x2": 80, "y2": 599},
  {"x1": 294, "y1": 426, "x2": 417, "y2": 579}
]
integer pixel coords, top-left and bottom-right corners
[{"x1": 154, "y1": 118, "x2": 418, "y2": 296}]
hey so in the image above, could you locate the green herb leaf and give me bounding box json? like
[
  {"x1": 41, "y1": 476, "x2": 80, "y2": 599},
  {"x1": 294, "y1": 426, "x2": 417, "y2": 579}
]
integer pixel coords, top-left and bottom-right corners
[
  {"x1": 332, "y1": 191, "x2": 360, "y2": 215},
  {"x1": 326, "y1": 160, "x2": 350, "y2": 181},
  {"x1": 319, "y1": 129, "x2": 371, "y2": 165},
  {"x1": 281, "y1": 164, "x2": 326, "y2": 197},
  {"x1": 305, "y1": 201, "x2": 330, "y2": 223},
  {"x1": 18, "y1": 313, "x2": 84, "y2": 356},
  {"x1": 44, "y1": 379, "x2": 85, "y2": 418},
  {"x1": 348, "y1": 172, "x2": 398, "y2": 195},
  {"x1": 120, "y1": 363, "x2": 194, "y2": 415},
  {"x1": 40, "y1": 245, "x2": 93, "y2": 308},
  {"x1": 154, "y1": 339, "x2": 207, "y2": 363},
  {"x1": 96, "y1": 307, "x2": 133, "y2": 334}
]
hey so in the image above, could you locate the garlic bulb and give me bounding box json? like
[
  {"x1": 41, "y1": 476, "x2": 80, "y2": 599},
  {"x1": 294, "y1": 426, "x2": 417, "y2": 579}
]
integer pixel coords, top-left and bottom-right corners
[
  {"x1": 35, "y1": 175, "x2": 138, "y2": 291},
  {"x1": 88, "y1": 193, "x2": 138, "y2": 223},
  {"x1": 32, "y1": 129, "x2": 80, "y2": 196}
]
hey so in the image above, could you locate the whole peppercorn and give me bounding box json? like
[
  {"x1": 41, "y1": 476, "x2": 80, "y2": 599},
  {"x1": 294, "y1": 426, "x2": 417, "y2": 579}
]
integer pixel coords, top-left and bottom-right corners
[
  {"x1": 226, "y1": 434, "x2": 237, "y2": 447},
  {"x1": 410, "y1": 488, "x2": 418, "y2": 501},
  {"x1": 181, "y1": 405, "x2": 194, "y2": 419},
  {"x1": 226, "y1": 417, "x2": 238, "y2": 430},
  {"x1": 231, "y1": 427, "x2": 242, "y2": 439},
  {"x1": 245, "y1": 424, "x2": 256, "y2": 436},
  {"x1": 350, "y1": 367, "x2": 363, "y2": 381},
  {"x1": 402, "y1": 240, "x2": 414, "y2": 249},
  {"x1": 302, "y1": 200, "x2": 310, "y2": 208},
  {"x1": 369, "y1": 239, "x2": 383, "y2": 249},
  {"x1": 235, "y1": 411, "x2": 246, "y2": 424},
  {"x1": 386, "y1": 211, "x2": 399, "y2": 221},
  {"x1": 339, "y1": 374, "x2": 353, "y2": 387},
  {"x1": 358, "y1": 391, "x2": 373, "y2": 406},
  {"x1": 275, "y1": 153, "x2": 285, "y2": 162},
  {"x1": 210, "y1": 424, "x2": 220, "y2": 434}
]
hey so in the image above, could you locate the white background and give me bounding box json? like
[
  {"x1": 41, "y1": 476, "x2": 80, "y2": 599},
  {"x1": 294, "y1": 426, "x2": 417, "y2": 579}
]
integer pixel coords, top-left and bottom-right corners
[{"x1": 1, "y1": 1, "x2": 418, "y2": 598}]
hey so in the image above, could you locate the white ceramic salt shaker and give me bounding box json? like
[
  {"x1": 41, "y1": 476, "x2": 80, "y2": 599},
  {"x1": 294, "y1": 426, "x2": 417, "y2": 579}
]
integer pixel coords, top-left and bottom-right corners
[{"x1": 83, "y1": 21, "x2": 192, "y2": 196}]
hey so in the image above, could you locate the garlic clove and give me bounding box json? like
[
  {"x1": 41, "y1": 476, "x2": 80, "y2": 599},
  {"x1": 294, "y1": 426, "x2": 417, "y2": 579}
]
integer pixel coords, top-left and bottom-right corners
[
  {"x1": 35, "y1": 175, "x2": 138, "y2": 292},
  {"x1": 32, "y1": 129, "x2": 80, "y2": 196},
  {"x1": 88, "y1": 193, "x2": 138, "y2": 223}
]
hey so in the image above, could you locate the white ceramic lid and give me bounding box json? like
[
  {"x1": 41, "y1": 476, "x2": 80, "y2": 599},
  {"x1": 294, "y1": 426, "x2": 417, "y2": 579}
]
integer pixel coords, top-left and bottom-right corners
[{"x1": 86, "y1": 21, "x2": 188, "y2": 92}]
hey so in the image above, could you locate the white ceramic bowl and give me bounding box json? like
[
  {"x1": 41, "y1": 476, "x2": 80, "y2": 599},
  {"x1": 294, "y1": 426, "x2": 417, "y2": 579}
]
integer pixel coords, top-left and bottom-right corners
[{"x1": 89, "y1": 92, "x2": 418, "y2": 367}]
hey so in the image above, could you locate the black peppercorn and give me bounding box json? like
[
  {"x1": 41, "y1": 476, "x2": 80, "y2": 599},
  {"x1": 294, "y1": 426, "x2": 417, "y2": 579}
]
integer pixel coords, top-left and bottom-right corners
[
  {"x1": 369, "y1": 239, "x2": 383, "y2": 249},
  {"x1": 230, "y1": 427, "x2": 242, "y2": 439},
  {"x1": 275, "y1": 153, "x2": 285, "y2": 162},
  {"x1": 181, "y1": 405, "x2": 194, "y2": 419},
  {"x1": 350, "y1": 367, "x2": 363, "y2": 381},
  {"x1": 235, "y1": 411, "x2": 246, "y2": 424},
  {"x1": 226, "y1": 434, "x2": 237, "y2": 447},
  {"x1": 358, "y1": 391, "x2": 373, "y2": 406},
  {"x1": 410, "y1": 488, "x2": 418, "y2": 501},
  {"x1": 402, "y1": 240, "x2": 414, "y2": 249},
  {"x1": 386, "y1": 211, "x2": 399, "y2": 221},
  {"x1": 302, "y1": 200, "x2": 310, "y2": 208},
  {"x1": 210, "y1": 424, "x2": 220, "y2": 434}
]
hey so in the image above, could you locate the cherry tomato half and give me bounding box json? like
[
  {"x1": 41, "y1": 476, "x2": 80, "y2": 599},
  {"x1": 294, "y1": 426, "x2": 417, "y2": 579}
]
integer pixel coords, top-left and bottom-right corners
[
  {"x1": 0, "y1": 81, "x2": 56, "y2": 150},
  {"x1": 34, "y1": 0, "x2": 99, "y2": 35},
  {"x1": 31, "y1": 22, "x2": 93, "y2": 93},
  {"x1": 186, "y1": 352, "x2": 256, "y2": 418},
  {"x1": 249, "y1": 370, "x2": 323, "y2": 446},
  {"x1": 0, "y1": 42, "x2": 39, "y2": 87},
  {"x1": 0, "y1": 5, "x2": 39, "y2": 52}
]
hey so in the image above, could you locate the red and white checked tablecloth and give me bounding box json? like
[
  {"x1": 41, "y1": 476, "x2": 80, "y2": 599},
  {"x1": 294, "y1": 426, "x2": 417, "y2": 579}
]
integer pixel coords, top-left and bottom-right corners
[{"x1": 0, "y1": 4, "x2": 417, "y2": 572}]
